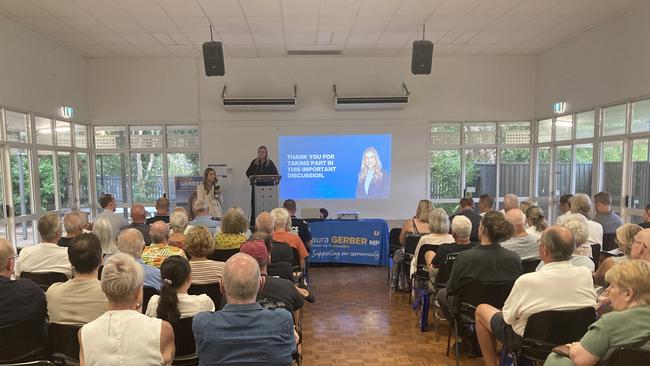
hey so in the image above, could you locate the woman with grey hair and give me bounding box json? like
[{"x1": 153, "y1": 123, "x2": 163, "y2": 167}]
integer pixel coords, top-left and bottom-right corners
[
  {"x1": 93, "y1": 217, "x2": 118, "y2": 255},
  {"x1": 169, "y1": 210, "x2": 189, "y2": 250},
  {"x1": 410, "y1": 208, "x2": 454, "y2": 276},
  {"x1": 558, "y1": 193, "x2": 604, "y2": 250},
  {"x1": 79, "y1": 253, "x2": 175, "y2": 365}
]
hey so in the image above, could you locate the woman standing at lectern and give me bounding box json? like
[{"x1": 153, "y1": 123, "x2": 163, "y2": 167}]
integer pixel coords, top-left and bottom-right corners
[
  {"x1": 246, "y1": 145, "x2": 278, "y2": 177},
  {"x1": 197, "y1": 167, "x2": 223, "y2": 219}
]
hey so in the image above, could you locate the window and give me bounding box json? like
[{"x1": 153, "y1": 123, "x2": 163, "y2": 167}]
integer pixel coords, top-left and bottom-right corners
[
  {"x1": 430, "y1": 149, "x2": 461, "y2": 215},
  {"x1": 538, "y1": 119, "x2": 552, "y2": 143},
  {"x1": 602, "y1": 141, "x2": 624, "y2": 207},
  {"x1": 575, "y1": 111, "x2": 595, "y2": 139},
  {"x1": 555, "y1": 115, "x2": 573, "y2": 141},
  {"x1": 58, "y1": 152, "x2": 72, "y2": 209},
  {"x1": 37, "y1": 151, "x2": 56, "y2": 211},
  {"x1": 95, "y1": 153, "x2": 127, "y2": 204},
  {"x1": 500, "y1": 148, "x2": 530, "y2": 197},
  {"x1": 130, "y1": 126, "x2": 163, "y2": 149},
  {"x1": 499, "y1": 122, "x2": 530, "y2": 145},
  {"x1": 431, "y1": 123, "x2": 461, "y2": 145},
  {"x1": 35, "y1": 116, "x2": 53, "y2": 145},
  {"x1": 130, "y1": 153, "x2": 163, "y2": 202},
  {"x1": 55, "y1": 120, "x2": 72, "y2": 146},
  {"x1": 575, "y1": 144, "x2": 593, "y2": 196},
  {"x1": 168, "y1": 153, "x2": 200, "y2": 201},
  {"x1": 603, "y1": 104, "x2": 627, "y2": 136},
  {"x1": 95, "y1": 126, "x2": 126, "y2": 149},
  {"x1": 10, "y1": 148, "x2": 32, "y2": 216},
  {"x1": 75, "y1": 124, "x2": 88, "y2": 148},
  {"x1": 78, "y1": 152, "x2": 91, "y2": 206},
  {"x1": 536, "y1": 147, "x2": 551, "y2": 215},
  {"x1": 465, "y1": 148, "x2": 496, "y2": 198},
  {"x1": 5, "y1": 110, "x2": 29, "y2": 143},
  {"x1": 167, "y1": 126, "x2": 199, "y2": 149},
  {"x1": 464, "y1": 122, "x2": 496, "y2": 145},
  {"x1": 631, "y1": 139, "x2": 650, "y2": 209},
  {"x1": 631, "y1": 99, "x2": 650, "y2": 134}
]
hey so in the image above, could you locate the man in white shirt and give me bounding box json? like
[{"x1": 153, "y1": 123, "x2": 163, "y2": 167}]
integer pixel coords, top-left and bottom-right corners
[
  {"x1": 555, "y1": 194, "x2": 573, "y2": 224},
  {"x1": 500, "y1": 209, "x2": 539, "y2": 260},
  {"x1": 474, "y1": 226, "x2": 597, "y2": 366},
  {"x1": 95, "y1": 193, "x2": 128, "y2": 239},
  {"x1": 17, "y1": 214, "x2": 73, "y2": 278}
]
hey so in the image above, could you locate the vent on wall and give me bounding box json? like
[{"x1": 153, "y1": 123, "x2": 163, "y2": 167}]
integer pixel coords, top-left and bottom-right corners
[
  {"x1": 221, "y1": 84, "x2": 298, "y2": 111},
  {"x1": 333, "y1": 83, "x2": 410, "y2": 110}
]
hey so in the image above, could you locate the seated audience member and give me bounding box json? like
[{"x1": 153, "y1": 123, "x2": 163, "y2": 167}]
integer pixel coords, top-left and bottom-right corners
[
  {"x1": 501, "y1": 194, "x2": 520, "y2": 214},
  {"x1": 479, "y1": 194, "x2": 494, "y2": 216},
  {"x1": 169, "y1": 210, "x2": 189, "y2": 249},
  {"x1": 121, "y1": 204, "x2": 151, "y2": 244},
  {"x1": 500, "y1": 209, "x2": 539, "y2": 260},
  {"x1": 475, "y1": 226, "x2": 597, "y2": 366},
  {"x1": 428, "y1": 215, "x2": 476, "y2": 269},
  {"x1": 17, "y1": 214, "x2": 72, "y2": 278},
  {"x1": 556, "y1": 194, "x2": 574, "y2": 224},
  {"x1": 58, "y1": 212, "x2": 83, "y2": 247},
  {"x1": 147, "y1": 197, "x2": 171, "y2": 225},
  {"x1": 92, "y1": 217, "x2": 118, "y2": 256},
  {"x1": 630, "y1": 229, "x2": 650, "y2": 262},
  {"x1": 146, "y1": 256, "x2": 214, "y2": 320},
  {"x1": 185, "y1": 226, "x2": 224, "y2": 284},
  {"x1": 449, "y1": 197, "x2": 482, "y2": 242},
  {"x1": 193, "y1": 253, "x2": 296, "y2": 365},
  {"x1": 214, "y1": 208, "x2": 248, "y2": 250},
  {"x1": 117, "y1": 229, "x2": 161, "y2": 290},
  {"x1": 240, "y1": 240, "x2": 305, "y2": 316},
  {"x1": 319, "y1": 208, "x2": 329, "y2": 219},
  {"x1": 544, "y1": 260, "x2": 650, "y2": 366},
  {"x1": 189, "y1": 199, "x2": 219, "y2": 236},
  {"x1": 0, "y1": 239, "x2": 47, "y2": 354},
  {"x1": 46, "y1": 234, "x2": 108, "y2": 324},
  {"x1": 74, "y1": 210, "x2": 92, "y2": 233},
  {"x1": 283, "y1": 199, "x2": 313, "y2": 250},
  {"x1": 560, "y1": 193, "x2": 604, "y2": 253},
  {"x1": 592, "y1": 191, "x2": 624, "y2": 235},
  {"x1": 525, "y1": 206, "x2": 547, "y2": 239},
  {"x1": 142, "y1": 221, "x2": 187, "y2": 268},
  {"x1": 641, "y1": 204, "x2": 650, "y2": 229},
  {"x1": 95, "y1": 193, "x2": 128, "y2": 239},
  {"x1": 519, "y1": 201, "x2": 532, "y2": 216},
  {"x1": 79, "y1": 253, "x2": 175, "y2": 365},
  {"x1": 255, "y1": 212, "x2": 275, "y2": 235},
  {"x1": 254, "y1": 231, "x2": 292, "y2": 281},
  {"x1": 411, "y1": 208, "x2": 454, "y2": 276},
  {"x1": 271, "y1": 208, "x2": 309, "y2": 269},
  {"x1": 398, "y1": 199, "x2": 432, "y2": 246},
  {"x1": 594, "y1": 224, "x2": 643, "y2": 286},
  {"x1": 437, "y1": 212, "x2": 522, "y2": 321},
  {"x1": 537, "y1": 217, "x2": 595, "y2": 272}
]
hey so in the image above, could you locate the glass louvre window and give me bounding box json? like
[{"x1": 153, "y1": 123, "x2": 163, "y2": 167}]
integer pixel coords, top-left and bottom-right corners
[
  {"x1": 167, "y1": 126, "x2": 199, "y2": 149},
  {"x1": 5, "y1": 110, "x2": 29, "y2": 143},
  {"x1": 499, "y1": 122, "x2": 530, "y2": 144},
  {"x1": 95, "y1": 126, "x2": 126, "y2": 149},
  {"x1": 575, "y1": 111, "x2": 595, "y2": 139},
  {"x1": 55, "y1": 120, "x2": 72, "y2": 147},
  {"x1": 464, "y1": 122, "x2": 497, "y2": 145},
  {"x1": 603, "y1": 104, "x2": 627, "y2": 136},
  {"x1": 75, "y1": 124, "x2": 88, "y2": 148},
  {"x1": 631, "y1": 99, "x2": 650, "y2": 134},
  {"x1": 555, "y1": 115, "x2": 573, "y2": 141},
  {"x1": 35, "y1": 116, "x2": 53, "y2": 145},
  {"x1": 538, "y1": 119, "x2": 552, "y2": 143},
  {"x1": 130, "y1": 126, "x2": 163, "y2": 149},
  {"x1": 431, "y1": 123, "x2": 461, "y2": 145}
]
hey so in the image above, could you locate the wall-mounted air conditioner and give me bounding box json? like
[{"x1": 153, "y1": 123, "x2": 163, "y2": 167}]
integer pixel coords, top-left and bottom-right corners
[
  {"x1": 333, "y1": 83, "x2": 410, "y2": 110},
  {"x1": 222, "y1": 84, "x2": 298, "y2": 111}
]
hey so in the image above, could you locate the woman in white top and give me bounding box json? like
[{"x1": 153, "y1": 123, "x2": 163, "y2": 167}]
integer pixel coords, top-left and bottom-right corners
[
  {"x1": 411, "y1": 208, "x2": 454, "y2": 275},
  {"x1": 524, "y1": 206, "x2": 548, "y2": 239},
  {"x1": 79, "y1": 253, "x2": 175, "y2": 366},
  {"x1": 146, "y1": 256, "x2": 215, "y2": 321},
  {"x1": 197, "y1": 167, "x2": 222, "y2": 219}
]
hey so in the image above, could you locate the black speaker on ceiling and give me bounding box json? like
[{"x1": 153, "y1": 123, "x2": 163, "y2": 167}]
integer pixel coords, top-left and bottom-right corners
[
  {"x1": 411, "y1": 40, "x2": 433, "y2": 75},
  {"x1": 202, "y1": 41, "x2": 225, "y2": 76}
]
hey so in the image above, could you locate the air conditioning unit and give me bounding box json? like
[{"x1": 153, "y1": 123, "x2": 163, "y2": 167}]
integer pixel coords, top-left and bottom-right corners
[
  {"x1": 221, "y1": 84, "x2": 298, "y2": 111},
  {"x1": 333, "y1": 83, "x2": 410, "y2": 110}
]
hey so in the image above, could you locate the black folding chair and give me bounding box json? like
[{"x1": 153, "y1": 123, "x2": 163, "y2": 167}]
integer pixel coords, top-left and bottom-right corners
[
  {"x1": 599, "y1": 346, "x2": 650, "y2": 366},
  {"x1": 142, "y1": 286, "x2": 160, "y2": 314},
  {"x1": 591, "y1": 243, "x2": 601, "y2": 270},
  {"x1": 411, "y1": 244, "x2": 439, "y2": 331},
  {"x1": 0, "y1": 361, "x2": 56, "y2": 366},
  {"x1": 170, "y1": 317, "x2": 198, "y2": 366},
  {"x1": 47, "y1": 323, "x2": 81, "y2": 365},
  {"x1": 188, "y1": 283, "x2": 223, "y2": 310},
  {"x1": 402, "y1": 234, "x2": 422, "y2": 295},
  {"x1": 208, "y1": 248, "x2": 239, "y2": 262},
  {"x1": 521, "y1": 258, "x2": 541, "y2": 273},
  {"x1": 432, "y1": 253, "x2": 458, "y2": 342},
  {"x1": 601, "y1": 233, "x2": 617, "y2": 252},
  {"x1": 388, "y1": 228, "x2": 402, "y2": 285},
  {"x1": 0, "y1": 320, "x2": 47, "y2": 364},
  {"x1": 270, "y1": 241, "x2": 294, "y2": 265},
  {"x1": 20, "y1": 272, "x2": 68, "y2": 291},
  {"x1": 447, "y1": 281, "x2": 515, "y2": 366},
  {"x1": 506, "y1": 307, "x2": 596, "y2": 364}
]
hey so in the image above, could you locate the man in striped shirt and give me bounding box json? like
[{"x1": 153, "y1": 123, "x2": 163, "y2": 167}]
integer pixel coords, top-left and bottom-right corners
[{"x1": 142, "y1": 221, "x2": 186, "y2": 268}]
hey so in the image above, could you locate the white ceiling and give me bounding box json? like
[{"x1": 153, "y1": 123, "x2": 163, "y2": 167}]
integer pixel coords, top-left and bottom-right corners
[{"x1": 0, "y1": 0, "x2": 647, "y2": 59}]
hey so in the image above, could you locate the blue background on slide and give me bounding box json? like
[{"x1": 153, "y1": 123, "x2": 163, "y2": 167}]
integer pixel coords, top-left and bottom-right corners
[{"x1": 278, "y1": 134, "x2": 391, "y2": 199}]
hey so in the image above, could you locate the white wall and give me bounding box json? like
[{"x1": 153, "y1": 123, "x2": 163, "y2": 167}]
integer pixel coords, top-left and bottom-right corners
[
  {"x1": 89, "y1": 55, "x2": 535, "y2": 220},
  {"x1": 536, "y1": 2, "x2": 650, "y2": 117},
  {"x1": 0, "y1": 14, "x2": 88, "y2": 120}
]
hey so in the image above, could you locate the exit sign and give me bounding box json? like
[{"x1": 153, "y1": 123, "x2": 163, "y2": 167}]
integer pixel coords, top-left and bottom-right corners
[{"x1": 60, "y1": 105, "x2": 74, "y2": 119}]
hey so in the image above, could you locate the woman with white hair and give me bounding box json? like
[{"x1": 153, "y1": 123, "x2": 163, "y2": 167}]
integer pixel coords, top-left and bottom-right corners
[
  {"x1": 79, "y1": 253, "x2": 175, "y2": 365},
  {"x1": 536, "y1": 217, "x2": 595, "y2": 272},
  {"x1": 93, "y1": 217, "x2": 118, "y2": 255},
  {"x1": 410, "y1": 208, "x2": 454, "y2": 276},
  {"x1": 558, "y1": 193, "x2": 604, "y2": 250},
  {"x1": 168, "y1": 210, "x2": 188, "y2": 249}
]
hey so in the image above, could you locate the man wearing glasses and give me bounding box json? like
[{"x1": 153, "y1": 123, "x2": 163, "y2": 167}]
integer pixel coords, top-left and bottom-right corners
[
  {"x1": 0, "y1": 239, "x2": 48, "y2": 360},
  {"x1": 631, "y1": 229, "x2": 650, "y2": 262}
]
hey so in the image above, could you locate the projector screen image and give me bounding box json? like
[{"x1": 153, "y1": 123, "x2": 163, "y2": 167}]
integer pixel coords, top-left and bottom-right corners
[{"x1": 279, "y1": 134, "x2": 391, "y2": 200}]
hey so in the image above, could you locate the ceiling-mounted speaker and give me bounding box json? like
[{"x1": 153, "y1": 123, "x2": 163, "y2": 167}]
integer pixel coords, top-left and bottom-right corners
[
  {"x1": 411, "y1": 40, "x2": 433, "y2": 75},
  {"x1": 203, "y1": 41, "x2": 225, "y2": 76}
]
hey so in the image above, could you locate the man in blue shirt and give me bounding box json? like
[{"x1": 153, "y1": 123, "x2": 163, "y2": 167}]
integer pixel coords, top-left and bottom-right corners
[
  {"x1": 193, "y1": 253, "x2": 296, "y2": 365},
  {"x1": 116, "y1": 229, "x2": 161, "y2": 290}
]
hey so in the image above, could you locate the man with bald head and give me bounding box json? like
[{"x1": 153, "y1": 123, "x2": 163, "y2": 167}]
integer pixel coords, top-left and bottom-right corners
[
  {"x1": 0, "y1": 239, "x2": 47, "y2": 353},
  {"x1": 631, "y1": 228, "x2": 650, "y2": 262},
  {"x1": 255, "y1": 212, "x2": 275, "y2": 235},
  {"x1": 117, "y1": 228, "x2": 161, "y2": 290},
  {"x1": 58, "y1": 212, "x2": 83, "y2": 247},
  {"x1": 120, "y1": 204, "x2": 151, "y2": 244},
  {"x1": 141, "y1": 221, "x2": 186, "y2": 268},
  {"x1": 474, "y1": 226, "x2": 597, "y2": 366},
  {"x1": 147, "y1": 196, "x2": 171, "y2": 225},
  {"x1": 500, "y1": 209, "x2": 539, "y2": 260},
  {"x1": 193, "y1": 253, "x2": 296, "y2": 365}
]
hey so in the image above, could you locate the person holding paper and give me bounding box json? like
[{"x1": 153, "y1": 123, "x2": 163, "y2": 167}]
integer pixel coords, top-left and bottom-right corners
[
  {"x1": 197, "y1": 167, "x2": 222, "y2": 219},
  {"x1": 355, "y1": 147, "x2": 390, "y2": 199}
]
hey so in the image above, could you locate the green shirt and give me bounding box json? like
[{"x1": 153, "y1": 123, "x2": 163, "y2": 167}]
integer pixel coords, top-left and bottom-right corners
[{"x1": 545, "y1": 306, "x2": 650, "y2": 365}]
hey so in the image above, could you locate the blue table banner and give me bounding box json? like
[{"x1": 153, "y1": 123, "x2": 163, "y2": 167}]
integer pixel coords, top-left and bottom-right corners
[{"x1": 308, "y1": 219, "x2": 389, "y2": 266}]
